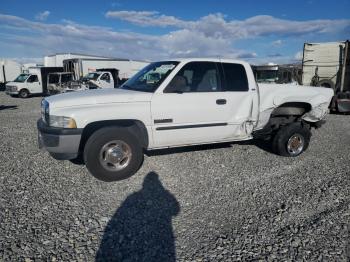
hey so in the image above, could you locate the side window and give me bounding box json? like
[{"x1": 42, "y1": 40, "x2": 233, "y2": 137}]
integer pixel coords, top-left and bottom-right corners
[
  {"x1": 61, "y1": 74, "x2": 72, "y2": 83},
  {"x1": 28, "y1": 75, "x2": 38, "y2": 83},
  {"x1": 222, "y1": 63, "x2": 248, "y2": 91},
  {"x1": 101, "y1": 73, "x2": 110, "y2": 81},
  {"x1": 164, "y1": 62, "x2": 221, "y2": 93}
]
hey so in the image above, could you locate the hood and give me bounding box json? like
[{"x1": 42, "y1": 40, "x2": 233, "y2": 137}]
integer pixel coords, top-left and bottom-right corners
[
  {"x1": 46, "y1": 88, "x2": 153, "y2": 108},
  {"x1": 6, "y1": 81, "x2": 25, "y2": 87}
]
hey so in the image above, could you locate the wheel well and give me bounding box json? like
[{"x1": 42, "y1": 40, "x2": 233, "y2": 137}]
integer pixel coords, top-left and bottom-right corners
[
  {"x1": 19, "y1": 88, "x2": 30, "y2": 93},
  {"x1": 270, "y1": 102, "x2": 312, "y2": 128},
  {"x1": 271, "y1": 102, "x2": 311, "y2": 117},
  {"x1": 79, "y1": 120, "x2": 149, "y2": 153},
  {"x1": 253, "y1": 102, "x2": 312, "y2": 139}
]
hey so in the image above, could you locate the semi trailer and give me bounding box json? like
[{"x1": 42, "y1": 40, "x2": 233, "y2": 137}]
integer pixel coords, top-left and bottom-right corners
[{"x1": 302, "y1": 40, "x2": 350, "y2": 112}]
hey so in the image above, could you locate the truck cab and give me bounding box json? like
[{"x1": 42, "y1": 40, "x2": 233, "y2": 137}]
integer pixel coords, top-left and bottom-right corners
[
  {"x1": 82, "y1": 71, "x2": 115, "y2": 89},
  {"x1": 6, "y1": 73, "x2": 41, "y2": 98}
]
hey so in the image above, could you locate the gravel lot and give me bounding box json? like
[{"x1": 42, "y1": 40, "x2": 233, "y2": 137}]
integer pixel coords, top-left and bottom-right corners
[{"x1": 0, "y1": 91, "x2": 349, "y2": 261}]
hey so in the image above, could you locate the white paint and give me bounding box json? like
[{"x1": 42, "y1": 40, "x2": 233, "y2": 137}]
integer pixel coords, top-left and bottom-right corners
[{"x1": 44, "y1": 58, "x2": 334, "y2": 149}]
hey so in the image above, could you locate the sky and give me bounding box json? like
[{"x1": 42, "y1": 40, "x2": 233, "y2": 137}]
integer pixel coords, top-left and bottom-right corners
[{"x1": 0, "y1": 0, "x2": 349, "y2": 65}]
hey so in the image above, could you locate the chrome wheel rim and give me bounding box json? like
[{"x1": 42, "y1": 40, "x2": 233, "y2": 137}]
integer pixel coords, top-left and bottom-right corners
[
  {"x1": 287, "y1": 134, "x2": 304, "y2": 156},
  {"x1": 99, "y1": 140, "x2": 132, "y2": 171}
]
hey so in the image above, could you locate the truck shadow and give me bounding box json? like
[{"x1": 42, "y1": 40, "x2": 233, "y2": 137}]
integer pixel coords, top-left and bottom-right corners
[
  {"x1": 0, "y1": 105, "x2": 18, "y2": 111},
  {"x1": 96, "y1": 172, "x2": 180, "y2": 261}
]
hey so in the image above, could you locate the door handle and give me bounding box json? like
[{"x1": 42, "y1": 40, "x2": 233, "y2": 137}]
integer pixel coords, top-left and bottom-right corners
[{"x1": 216, "y1": 99, "x2": 226, "y2": 105}]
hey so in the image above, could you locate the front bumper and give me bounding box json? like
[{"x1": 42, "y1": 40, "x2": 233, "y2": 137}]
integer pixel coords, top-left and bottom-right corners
[
  {"x1": 5, "y1": 90, "x2": 19, "y2": 95},
  {"x1": 5, "y1": 86, "x2": 19, "y2": 95},
  {"x1": 37, "y1": 119, "x2": 83, "y2": 160}
]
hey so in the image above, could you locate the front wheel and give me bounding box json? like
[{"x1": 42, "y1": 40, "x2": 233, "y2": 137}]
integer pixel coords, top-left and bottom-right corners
[
  {"x1": 19, "y1": 89, "x2": 29, "y2": 98},
  {"x1": 84, "y1": 127, "x2": 143, "y2": 182},
  {"x1": 272, "y1": 122, "x2": 311, "y2": 157}
]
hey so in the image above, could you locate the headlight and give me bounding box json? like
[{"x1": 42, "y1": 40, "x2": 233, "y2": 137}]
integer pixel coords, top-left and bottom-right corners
[
  {"x1": 41, "y1": 99, "x2": 49, "y2": 123},
  {"x1": 41, "y1": 99, "x2": 77, "y2": 128},
  {"x1": 49, "y1": 115, "x2": 77, "y2": 128}
]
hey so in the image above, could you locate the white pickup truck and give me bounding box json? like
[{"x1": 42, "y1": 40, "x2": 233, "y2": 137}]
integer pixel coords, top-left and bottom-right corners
[{"x1": 37, "y1": 59, "x2": 333, "y2": 182}]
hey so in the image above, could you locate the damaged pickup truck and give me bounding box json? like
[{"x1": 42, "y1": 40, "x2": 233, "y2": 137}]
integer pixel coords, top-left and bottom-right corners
[{"x1": 37, "y1": 59, "x2": 334, "y2": 182}]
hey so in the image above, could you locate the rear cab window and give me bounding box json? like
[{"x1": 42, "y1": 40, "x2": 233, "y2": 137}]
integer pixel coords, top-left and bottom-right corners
[{"x1": 221, "y1": 63, "x2": 249, "y2": 91}]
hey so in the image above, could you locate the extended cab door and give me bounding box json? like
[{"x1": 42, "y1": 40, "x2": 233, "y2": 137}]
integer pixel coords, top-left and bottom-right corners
[
  {"x1": 26, "y1": 74, "x2": 41, "y2": 94},
  {"x1": 150, "y1": 61, "x2": 258, "y2": 148}
]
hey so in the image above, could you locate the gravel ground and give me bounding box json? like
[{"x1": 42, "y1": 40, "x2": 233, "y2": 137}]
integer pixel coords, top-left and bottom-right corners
[{"x1": 0, "y1": 92, "x2": 349, "y2": 261}]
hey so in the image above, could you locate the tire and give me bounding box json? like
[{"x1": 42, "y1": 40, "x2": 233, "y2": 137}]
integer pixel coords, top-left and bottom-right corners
[
  {"x1": 317, "y1": 80, "x2": 335, "y2": 91},
  {"x1": 19, "y1": 89, "x2": 29, "y2": 98},
  {"x1": 272, "y1": 122, "x2": 311, "y2": 157},
  {"x1": 83, "y1": 126, "x2": 143, "y2": 182}
]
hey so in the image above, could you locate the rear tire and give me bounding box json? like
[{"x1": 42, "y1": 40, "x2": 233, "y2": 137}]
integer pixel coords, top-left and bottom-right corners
[
  {"x1": 272, "y1": 122, "x2": 311, "y2": 157},
  {"x1": 317, "y1": 80, "x2": 335, "y2": 91},
  {"x1": 84, "y1": 126, "x2": 143, "y2": 182},
  {"x1": 19, "y1": 89, "x2": 29, "y2": 98}
]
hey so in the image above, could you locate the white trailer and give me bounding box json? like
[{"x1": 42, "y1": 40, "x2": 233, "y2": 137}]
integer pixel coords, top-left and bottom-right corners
[
  {"x1": 44, "y1": 53, "x2": 121, "y2": 67},
  {"x1": 0, "y1": 60, "x2": 22, "y2": 90},
  {"x1": 63, "y1": 58, "x2": 149, "y2": 81},
  {"x1": 302, "y1": 41, "x2": 350, "y2": 112}
]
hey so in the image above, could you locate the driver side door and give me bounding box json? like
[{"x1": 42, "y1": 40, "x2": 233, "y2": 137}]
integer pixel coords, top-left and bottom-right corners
[
  {"x1": 26, "y1": 75, "x2": 41, "y2": 93},
  {"x1": 99, "y1": 73, "x2": 114, "y2": 88},
  {"x1": 151, "y1": 61, "x2": 234, "y2": 148}
]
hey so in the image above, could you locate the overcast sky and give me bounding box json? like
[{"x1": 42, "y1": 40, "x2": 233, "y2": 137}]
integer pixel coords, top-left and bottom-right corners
[{"x1": 0, "y1": 0, "x2": 349, "y2": 64}]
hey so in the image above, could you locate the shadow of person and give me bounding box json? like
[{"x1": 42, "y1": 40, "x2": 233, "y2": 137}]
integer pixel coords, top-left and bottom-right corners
[
  {"x1": 96, "y1": 172, "x2": 180, "y2": 262},
  {"x1": 0, "y1": 105, "x2": 18, "y2": 111}
]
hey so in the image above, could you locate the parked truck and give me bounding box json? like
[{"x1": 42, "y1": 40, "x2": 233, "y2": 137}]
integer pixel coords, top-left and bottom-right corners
[
  {"x1": 38, "y1": 59, "x2": 333, "y2": 182},
  {"x1": 0, "y1": 60, "x2": 22, "y2": 91},
  {"x1": 6, "y1": 67, "x2": 63, "y2": 98},
  {"x1": 302, "y1": 40, "x2": 350, "y2": 112},
  {"x1": 81, "y1": 68, "x2": 120, "y2": 89}
]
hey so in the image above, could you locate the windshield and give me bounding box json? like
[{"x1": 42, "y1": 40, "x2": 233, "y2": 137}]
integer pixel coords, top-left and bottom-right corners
[
  {"x1": 14, "y1": 74, "x2": 30, "y2": 83},
  {"x1": 82, "y1": 72, "x2": 101, "y2": 81},
  {"x1": 48, "y1": 74, "x2": 60, "y2": 84},
  {"x1": 121, "y1": 61, "x2": 179, "y2": 92},
  {"x1": 256, "y1": 70, "x2": 278, "y2": 83}
]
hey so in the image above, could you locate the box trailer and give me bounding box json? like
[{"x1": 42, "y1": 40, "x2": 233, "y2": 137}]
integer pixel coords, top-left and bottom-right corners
[
  {"x1": 5, "y1": 67, "x2": 63, "y2": 98},
  {"x1": 44, "y1": 53, "x2": 114, "y2": 67},
  {"x1": 302, "y1": 40, "x2": 350, "y2": 112},
  {"x1": 63, "y1": 58, "x2": 149, "y2": 81},
  {"x1": 0, "y1": 60, "x2": 22, "y2": 91}
]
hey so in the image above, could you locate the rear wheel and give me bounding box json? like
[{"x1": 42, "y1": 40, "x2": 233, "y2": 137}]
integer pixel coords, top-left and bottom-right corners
[
  {"x1": 19, "y1": 89, "x2": 29, "y2": 98},
  {"x1": 272, "y1": 122, "x2": 311, "y2": 157},
  {"x1": 84, "y1": 126, "x2": 143, "y2": 182},
  {"x1": 317, "y1": 80, "x2": 335, "y2": 91}
]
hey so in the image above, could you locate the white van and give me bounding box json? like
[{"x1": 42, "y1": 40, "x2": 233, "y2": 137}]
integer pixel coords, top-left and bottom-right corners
[{"x1": 6, "y1": 67, "x2": 63, "y2": 98}]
